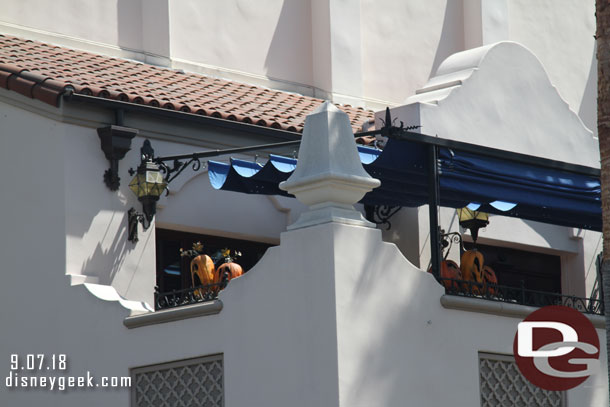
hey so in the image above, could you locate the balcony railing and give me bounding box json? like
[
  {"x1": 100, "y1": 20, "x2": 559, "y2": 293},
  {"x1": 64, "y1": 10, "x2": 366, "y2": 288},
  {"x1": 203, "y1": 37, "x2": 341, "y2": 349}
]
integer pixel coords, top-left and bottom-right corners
[
  {"x1": 155, "y1": 277, "x2": 604, "y2": 315},
  {"x1": 439, "y1": 278, "x2": 604, "y2": 316},
  {"x1": 155, "y1": 282, "x2": 227, "y2": 311}
]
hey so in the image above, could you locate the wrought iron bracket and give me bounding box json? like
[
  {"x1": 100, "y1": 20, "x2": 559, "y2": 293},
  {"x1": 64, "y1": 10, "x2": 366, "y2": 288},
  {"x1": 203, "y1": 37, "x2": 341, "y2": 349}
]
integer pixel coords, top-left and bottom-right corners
[
  {"x1": 364, "y1": 205, "x2": 402, "y2": 230},
  {"x1": 149, "y1": 139, "x2": 302, "y2": 184},
  {"x1": 97, "y1": 125, "x2": 138, "y2": 191},
  {"x1": 440, "y1": 230, "x2": 463, "y2": 260},
  {"x1": 134, "y1": 109, "x2": 422, "y2": 187},
  {"x1": 156, "y1": 156, "x2": 206, "y2": 185},
  {"x1": 127, "y1": 207, "x2": 151, "y2": 243}
]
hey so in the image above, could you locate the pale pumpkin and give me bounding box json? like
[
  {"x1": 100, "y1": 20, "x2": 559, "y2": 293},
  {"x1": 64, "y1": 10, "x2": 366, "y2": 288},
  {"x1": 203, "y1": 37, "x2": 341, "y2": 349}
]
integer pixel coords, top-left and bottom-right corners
[
  {"x1": 191, "y1": 255, "x2": 216, "y2": 296},
  {"x1": 460, "y1": 249, "x2": 484, "y2": 293}
]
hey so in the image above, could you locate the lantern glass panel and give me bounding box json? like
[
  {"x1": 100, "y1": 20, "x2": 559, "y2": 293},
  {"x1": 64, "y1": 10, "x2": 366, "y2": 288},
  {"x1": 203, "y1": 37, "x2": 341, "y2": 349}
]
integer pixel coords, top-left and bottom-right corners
[
  {"x1": 128, "y1": 171, "x2": 167, "y2": 198},
  {"x1": 129, "y1": 173, "x2": 145, "y2": 198},
  {"x1": 457, "y1": 207, "x2": 488, "y2": 222},
  {"x1": 145, "y1": 170, "x2": 167, "y2": 197}
]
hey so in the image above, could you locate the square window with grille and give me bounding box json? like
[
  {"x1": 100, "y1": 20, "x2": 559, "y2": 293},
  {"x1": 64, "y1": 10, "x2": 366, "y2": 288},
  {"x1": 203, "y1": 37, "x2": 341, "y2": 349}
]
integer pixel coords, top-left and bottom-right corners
[
  {"x1": 479, "y1": 352, "x2": 565, "y2": 407},
  {"x1": 131, "y1": 354, "x2": 224, "y2": 407}
]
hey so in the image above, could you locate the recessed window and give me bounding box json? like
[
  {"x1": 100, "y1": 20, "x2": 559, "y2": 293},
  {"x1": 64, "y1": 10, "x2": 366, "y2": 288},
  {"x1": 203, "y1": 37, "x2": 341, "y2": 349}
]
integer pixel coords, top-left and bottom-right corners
[
  {"x1": 156, "y1": 228, "x2": 274, "y2": 298},
  {"x1": 464, "y1": 242, "x2": 561, "y2": 294}
]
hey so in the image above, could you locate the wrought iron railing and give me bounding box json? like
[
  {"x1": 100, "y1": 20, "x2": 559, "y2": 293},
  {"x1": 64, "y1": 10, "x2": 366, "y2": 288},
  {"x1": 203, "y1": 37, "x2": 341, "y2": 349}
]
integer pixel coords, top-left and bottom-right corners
[
  {"x1": 155, "y1": 282, "x2": 227, "y2": 310},
  {"x1": 439, "y1": 278, "x2": 604, "y2": 316}
]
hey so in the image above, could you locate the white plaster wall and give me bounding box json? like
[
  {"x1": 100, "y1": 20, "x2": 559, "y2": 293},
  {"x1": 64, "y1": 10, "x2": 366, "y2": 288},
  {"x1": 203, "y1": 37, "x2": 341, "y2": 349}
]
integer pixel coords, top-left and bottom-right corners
[
  {"x1": 0, "y1": 0, "x2": 122, "y2": 46},
  {"x1": 380, "y1": 207, "x2": 422, "y2": 268},
  {"x1": 396, "y1": 42, "x2": 598, "y2": 166},
  {"x1": 169, "y1": 0, "x2": 313, "y2": 87},
  {"x1": 1, "y1": 224, "x2": 345, "y2": 406},
  {"x1": 0, "y1": 96, "x2": 157, "y2": 304},
  {"x1": 64, "y1": 129, "x2": 156, "y2": 304},
  {"x1": 0, "y1": 99, "x2": 63, "y2": 261},
  {"x1": 361, "y1": 0, "x2": 464, "y2": 106},
  {"x1": 0, "y1": 0, "x2": 170, "y2": 65},
  {"x1": 0, "y1": 89, "x2": 312, "y2": 305},
  {"x1": 1, "y1": 217, "x2": 606, "y2": 406},
  {"x1": 149, "y1": 137, "x2": 309, "y2": 243},
  {"x1": 331, "y1": 223, "x2": 608, "y2": 406},
  {"x1": 0, "y1": 0, "x2": 599, "y2": 125},
  {"x1": 402, "y1": 199, "x2": 601, "y2": 299},
  {"x1": 508, "y1": 0, "x2": 597, "y2": 136},
  {"x1": 0, "y1": 86, "x2": 604, "y2": 404},
  {"x1": 380, "y1": 41, "x2": 602, "y2": 299},
  {"x1": 64, "y1": 128, "x2": 310, "y2": 304},
  {"x1": 463, "y1": 0, "x2": 509, "y2": 48},
  {"x1": 581, "y1": 229, "x2": 604, "y2": 297},
  {"x1": 360, "y1": 0, "x2": 596, "y2": 120},
  {"x1": 0, "y1": 93, "x2": 318, "y2": 406},
  {"x1": 157, "y1": 176, "x2": 307, "y2": 243}
]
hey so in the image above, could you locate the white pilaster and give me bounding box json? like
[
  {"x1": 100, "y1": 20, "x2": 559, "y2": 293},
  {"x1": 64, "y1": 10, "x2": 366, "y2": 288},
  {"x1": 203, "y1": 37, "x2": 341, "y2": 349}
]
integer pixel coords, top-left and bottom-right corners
[
  {"x1": 311, "y1": 0, "x2": 364, "y2": 106},
  {"x1": 142, "y1": 0, "x2": 171, "y2": 65},
  {"x1": 464, "y1": 0, "x2": 509, "y2": 49}
]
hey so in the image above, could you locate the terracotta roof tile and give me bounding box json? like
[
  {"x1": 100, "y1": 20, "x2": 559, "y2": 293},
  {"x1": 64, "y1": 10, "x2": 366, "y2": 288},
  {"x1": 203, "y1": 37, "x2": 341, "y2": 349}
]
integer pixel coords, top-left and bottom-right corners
[{"x1": 0, "y1": 34, "x2": 374, "y2": 133}]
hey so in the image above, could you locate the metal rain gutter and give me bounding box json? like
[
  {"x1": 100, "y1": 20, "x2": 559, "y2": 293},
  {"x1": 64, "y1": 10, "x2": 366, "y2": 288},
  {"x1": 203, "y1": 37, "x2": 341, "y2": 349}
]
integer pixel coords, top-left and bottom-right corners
[{"x1": 64, "y1": 93, "x2": 303, "y2": 143}]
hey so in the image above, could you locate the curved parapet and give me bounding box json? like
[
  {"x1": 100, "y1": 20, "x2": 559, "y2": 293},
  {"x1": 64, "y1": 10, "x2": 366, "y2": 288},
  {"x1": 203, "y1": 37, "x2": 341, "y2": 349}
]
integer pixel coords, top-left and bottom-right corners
[{"x1": 388, "y1": 41, "x2": 597, "y2": 167}]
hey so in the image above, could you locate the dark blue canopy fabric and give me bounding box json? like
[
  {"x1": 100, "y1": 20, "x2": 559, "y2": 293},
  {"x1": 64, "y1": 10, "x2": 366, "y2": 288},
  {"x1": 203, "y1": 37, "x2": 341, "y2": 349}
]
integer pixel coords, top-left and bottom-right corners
[
  {"x1": 207, "y1": 139, "x2": 602, "y2": 231},
  {"x1": 438, "y1": 148, "x2": 601, "y2": 230},
  {"x1": 209, "y1": 155, "x2": 295, "y2": 196}
]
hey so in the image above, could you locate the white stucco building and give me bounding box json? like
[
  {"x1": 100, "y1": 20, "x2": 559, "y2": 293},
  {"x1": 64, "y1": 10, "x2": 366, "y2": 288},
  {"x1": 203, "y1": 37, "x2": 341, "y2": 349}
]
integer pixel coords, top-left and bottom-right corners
[{"x1": 0, "y1": 1, "x2": 607, "y2": 406}]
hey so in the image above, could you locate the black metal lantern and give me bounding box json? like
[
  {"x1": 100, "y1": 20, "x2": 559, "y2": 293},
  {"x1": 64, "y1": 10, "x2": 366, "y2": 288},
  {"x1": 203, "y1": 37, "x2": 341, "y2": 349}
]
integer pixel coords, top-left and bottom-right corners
[
  {"x1": 127, "y1": 140, "x2": 167, "y2": 242},
  {"x1": 128, "y1": 160, "x2": 167, "y2": 221},
  {"x1": 457, "y1": 207, "x2": 489, "y2": 244}
]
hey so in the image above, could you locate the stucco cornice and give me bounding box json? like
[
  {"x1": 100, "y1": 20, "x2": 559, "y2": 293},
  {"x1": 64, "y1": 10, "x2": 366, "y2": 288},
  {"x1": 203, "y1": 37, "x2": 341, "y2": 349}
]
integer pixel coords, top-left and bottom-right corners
[
  {"x1": 440, "y1": 295, "x2": 604, "y2": 329},
  {"x1": 123, "y1": 300, "x2": 223, "y2": 329}
]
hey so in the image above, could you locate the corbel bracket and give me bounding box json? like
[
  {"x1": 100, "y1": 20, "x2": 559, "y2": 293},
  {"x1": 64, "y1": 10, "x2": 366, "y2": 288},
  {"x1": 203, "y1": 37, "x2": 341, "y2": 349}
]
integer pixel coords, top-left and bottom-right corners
[{"x1": 97, "y1": 125, "x2": 139, "y2": 190}]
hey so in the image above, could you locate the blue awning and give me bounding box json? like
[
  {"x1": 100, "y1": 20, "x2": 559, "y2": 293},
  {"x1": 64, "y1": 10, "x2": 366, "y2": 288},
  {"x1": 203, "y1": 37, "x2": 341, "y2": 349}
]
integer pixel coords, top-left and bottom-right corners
[{"x1": 208, "y1": 139, "x2": 601, "y2": 231}]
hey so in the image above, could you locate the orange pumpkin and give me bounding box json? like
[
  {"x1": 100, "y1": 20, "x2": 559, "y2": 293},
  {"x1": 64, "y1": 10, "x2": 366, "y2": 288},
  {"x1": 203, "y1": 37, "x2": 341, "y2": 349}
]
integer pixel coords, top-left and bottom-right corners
[
  {"x1": 428, "y1": 260, "x2": 462, "y2": 290},
  {"x1": 217, "y1": 262, "x2": 244, "y2": 284},
  {"x1": 191, "y1": 254, "x2": 216, "y2": 296},
  {"x1": 482, "y1": 265, "x2": 498, "y2": 295},
  {"x1": 461, "y1": 249, "x2": 484, "y2": 294}
]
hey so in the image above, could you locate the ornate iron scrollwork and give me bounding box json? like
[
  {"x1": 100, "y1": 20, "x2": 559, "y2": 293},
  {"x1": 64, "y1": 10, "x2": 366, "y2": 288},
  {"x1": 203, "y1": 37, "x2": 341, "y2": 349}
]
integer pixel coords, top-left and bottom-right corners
[
  {"x1": 155, "y1": 282, "x2": 226, "y2": 310},
  {"x1": 441, "y1": 278, "x2": 603, "y2": 316},
  {"x1": 440, "y1": 230, "x2": 463, "y2": 260},
  {"x1": 157, "y1": 156, "x2": 206, "y2": 185},
  {"x1": 364, "y1": 205, "x2": 402, "y2": 230}
]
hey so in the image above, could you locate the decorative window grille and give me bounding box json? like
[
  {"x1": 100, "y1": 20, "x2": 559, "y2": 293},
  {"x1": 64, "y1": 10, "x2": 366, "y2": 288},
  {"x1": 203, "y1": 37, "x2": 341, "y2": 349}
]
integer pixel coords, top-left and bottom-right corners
[
  {"x1": 479, "y1": 352, "x2": 564, "y2": 407},
  {"x1": 131, "y1": 354, "x2": 224, "y2": 407}
]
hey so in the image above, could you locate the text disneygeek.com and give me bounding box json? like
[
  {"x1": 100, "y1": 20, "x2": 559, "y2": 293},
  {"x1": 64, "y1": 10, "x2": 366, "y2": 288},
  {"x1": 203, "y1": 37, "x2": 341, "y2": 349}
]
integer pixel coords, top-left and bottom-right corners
[{"x1": 4, "y1": 354, "x2": 130, "y2": 391}]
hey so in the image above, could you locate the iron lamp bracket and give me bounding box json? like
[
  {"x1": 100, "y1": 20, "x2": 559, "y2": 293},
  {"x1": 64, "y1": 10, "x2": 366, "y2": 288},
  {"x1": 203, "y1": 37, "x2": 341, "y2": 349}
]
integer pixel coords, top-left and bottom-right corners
[{"x1": 128, "y1": 207, "x2": 153, "y2": 243}]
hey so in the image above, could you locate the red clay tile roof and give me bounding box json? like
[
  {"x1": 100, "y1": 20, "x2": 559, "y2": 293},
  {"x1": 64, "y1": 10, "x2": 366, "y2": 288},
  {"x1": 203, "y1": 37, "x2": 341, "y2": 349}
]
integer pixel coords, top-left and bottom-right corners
[{"x1": 0, "y1": 34, "x2": 374, "y2": 133}]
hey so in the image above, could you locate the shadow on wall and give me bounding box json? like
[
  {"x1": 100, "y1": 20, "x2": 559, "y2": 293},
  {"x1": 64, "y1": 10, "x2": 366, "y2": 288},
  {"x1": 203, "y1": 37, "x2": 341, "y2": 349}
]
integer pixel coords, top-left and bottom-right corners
[
  {"x1": 578, "y1": 43, "x2": 598, "y2": 138},
  {"x1": 78, "y1": 211, "x2": 130, "y2": 285},
  {"x1": 116, "y1": 0, "x2": 143, "y2": 51},
  {"x1": 429, "y1": 0, "x2": 465, "y2": 79},
  {"x1": 381, "y1": 207, "x2": 422, "y2": 269},
  {"x1": 335, "y1": 224, "x2": 447, "y2": 405},
  {"x1": 264, "y1": 0, "x2": 314, "y2": 88}
]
